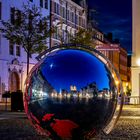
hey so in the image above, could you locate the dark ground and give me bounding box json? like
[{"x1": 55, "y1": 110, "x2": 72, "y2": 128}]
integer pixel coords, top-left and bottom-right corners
[{"x1": 0, "y1": 105, "x2": 140, "y2": 140}]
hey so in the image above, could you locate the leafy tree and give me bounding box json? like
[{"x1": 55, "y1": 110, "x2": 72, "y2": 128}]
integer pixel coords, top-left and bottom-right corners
[
  {"x1": 69, "y1": 28, "x2": 96, "y2": 48},
  {"x1": 0, "y1": 4, "x2": 50, "y2": 75}
]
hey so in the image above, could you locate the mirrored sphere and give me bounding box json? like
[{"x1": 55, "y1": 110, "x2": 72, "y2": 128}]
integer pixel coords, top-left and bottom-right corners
[{"x1": 24, "y1": 47, "x2": 122, "y2": 140}]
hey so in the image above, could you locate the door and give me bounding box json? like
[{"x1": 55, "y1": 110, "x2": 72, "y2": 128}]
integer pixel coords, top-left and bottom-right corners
[{"x1": 10, "y1": 72, "x2": 20, "y2": 92}]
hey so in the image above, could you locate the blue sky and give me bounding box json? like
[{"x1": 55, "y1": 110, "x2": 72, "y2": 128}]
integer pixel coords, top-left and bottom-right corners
[
  {"x1": 41, "y1": 49, "x2": 110, "y2": 92},
  {"x1": 75, "y1": 0, "x2": 132, "y2": 53}
]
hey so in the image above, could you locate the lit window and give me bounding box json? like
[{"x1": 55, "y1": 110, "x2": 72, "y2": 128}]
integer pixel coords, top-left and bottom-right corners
[
  {"x1": 9, "y1": 41, "x2": 14, "y2": 55},
  {"x1": 72, "y1": 12, "x2": 74, "y2": 23},
  {"x1": 76, "y1": 15, "x2": 78, "y2": 24},
  {"x1": 16, "y1": 45, "x2": 20, "y2": 56}
]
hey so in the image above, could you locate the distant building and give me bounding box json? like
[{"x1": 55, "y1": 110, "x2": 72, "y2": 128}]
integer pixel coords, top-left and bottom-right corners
[
  {"x1": 80, "y1": 82, "x2": 98, "y2": 97},
  {"x1": 70, "y1": 85, "x2": 77, "y2": 91},
  {"x1": 131, "y1": 0, "x2": 140, "y2": 104},
  {"x1": 96, "y1": 43, "x2": 128, "y2": 94}
]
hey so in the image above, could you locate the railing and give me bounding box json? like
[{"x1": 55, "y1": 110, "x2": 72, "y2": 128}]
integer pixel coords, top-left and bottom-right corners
[{"x1": 118, "y1": 96, "x2": 140, "y2": 105}]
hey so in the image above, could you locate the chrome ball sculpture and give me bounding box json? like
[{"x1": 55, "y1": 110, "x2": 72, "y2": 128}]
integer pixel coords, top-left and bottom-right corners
[{"x1": 24, "y1": 45, "x2": 123, "y2": 140}]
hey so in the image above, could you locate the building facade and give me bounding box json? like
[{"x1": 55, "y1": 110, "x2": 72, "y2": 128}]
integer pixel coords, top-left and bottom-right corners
[
  {"x1": 0, "y1": 0, "x2": 87, "y2": 102},
  {"x1": 93, "y1": 28, "x2": 104, "y2": 46},
  {"x1": 131, "y1": 0, "x2": 140, "y2": 104},
  {"x1": 50, "y1": 0, "x2": 87, "y2": 47},
  {"x1": 0, "y1": 0, "x2": 50, "y2": 101},
  {"x1": 96, "y1": 43, "x2": 128, "y2": 94}
]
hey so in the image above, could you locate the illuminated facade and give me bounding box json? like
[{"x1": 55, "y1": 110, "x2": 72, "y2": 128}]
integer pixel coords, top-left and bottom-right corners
[
  {"x1": 50, "y1": 0, "x2": 87, "y2": 46},
  {"x1": 0, "y1": 0, "x2": 50, "y2": 101},
  {"x1": 96, "y1": 44, "x2": 128, "y2": 94},
  {"x1": 131, "y1": 0, "x2": 140, "y2": 104}
]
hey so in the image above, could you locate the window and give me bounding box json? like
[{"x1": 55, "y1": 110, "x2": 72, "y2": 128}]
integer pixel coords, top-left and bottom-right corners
[
  {"x1": 40, "y1": 0, "x2": 43, "y2": 7},
  {"x1": 29, "y1": 0, "x2": 33, "y2": 2},
  {"x1": 11, "y1": 7, "x2": 15, "y2": 24},
  {"x1": 0, "y1": 77, "x2": 1, "y2": 94},
  {"x1": 54, "y1": 2, "x2": 57, "y2": 13},
  {"x1": 62, "y1": 7, "x2": 66, "y2": 18},
  {"x1": 0, "y1": 2, "x2": 2, "y2": 20},
  {"x1": 72, "y1": 12, "x2": 74, "y2": 23},
  {"x1": 16, "y1": 10, "x2": 21, "y2": 26},
  {"x1": 9, "y1": 41, "x2": 14, "y2": 55},
  {"x1": 45, "y1": 0, "x2": 48, "y2": 9},
  {"x1": 11, "y1": 8, "x2": 21, "y2": 25},
  {"x1": 67, "y1": 10, "x2": 69, "y2": 20},
  {"x1": 40, "y1": 0, "x2": 48, "y2": 9},
  {"x1": 75, "y1": 15, "x2": 78, "y2": 24},
  {"x1": 16, "y1": 45, "x2": 20, "y2": 56},
  {"x1": 0, "y1": 34, "x2": 1, "y2": 54},
  {"x1": 70, "y1": 12, "x2": 73, "y2": 22},
  {"x1": 57, "y1": 4, "x2": 60, "y2": 15}
]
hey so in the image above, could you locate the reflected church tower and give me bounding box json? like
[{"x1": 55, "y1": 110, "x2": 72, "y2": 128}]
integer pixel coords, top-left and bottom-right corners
[{"x1": 131, "y1": 0, "x2": 140, "y2": 104}]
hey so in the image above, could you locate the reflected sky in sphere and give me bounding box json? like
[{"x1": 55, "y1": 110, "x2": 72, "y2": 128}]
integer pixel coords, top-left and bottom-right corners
[{"x1": 40, "y1": 49, "x2": 109, "y2": 92}]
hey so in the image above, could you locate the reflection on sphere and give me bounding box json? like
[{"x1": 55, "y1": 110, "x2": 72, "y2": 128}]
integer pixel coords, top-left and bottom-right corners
[{"x1": 24, "y1": 48, "x2": 120, "y2": 140}]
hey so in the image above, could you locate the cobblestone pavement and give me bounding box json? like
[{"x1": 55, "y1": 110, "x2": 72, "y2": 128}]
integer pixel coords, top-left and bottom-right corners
[{"x1": 0, "y1": 105, "x2": 140, "y2": 140}]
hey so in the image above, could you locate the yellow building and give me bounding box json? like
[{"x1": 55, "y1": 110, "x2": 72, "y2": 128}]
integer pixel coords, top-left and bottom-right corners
[{"x1": 96, "y1": 44, "x2": 128, "y2": 94}]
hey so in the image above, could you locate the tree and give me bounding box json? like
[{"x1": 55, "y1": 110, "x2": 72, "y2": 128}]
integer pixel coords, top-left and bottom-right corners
[
  {"x1": 0, "y1": 4, "x2": 50, "y2": 75},
  {"x1": 69, "y1": 28, "x2": 96, "y2": 48}
]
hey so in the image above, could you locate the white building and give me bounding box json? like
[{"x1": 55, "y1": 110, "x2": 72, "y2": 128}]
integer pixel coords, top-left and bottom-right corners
[
  {"x1": 0, "y1": 0, "x2": 87, "y2": 102},
  {"x1": 0, "y1": 0, "x2": 50, "y2": 101},
  {"x1": 131, "y1": 0, "x2": 140, "y2": 104}
]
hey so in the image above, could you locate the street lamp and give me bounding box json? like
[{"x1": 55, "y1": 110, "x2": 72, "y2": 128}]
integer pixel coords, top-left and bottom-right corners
[{"x1": 136, "y1": 58, "x2": 140, "y2": 66}]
